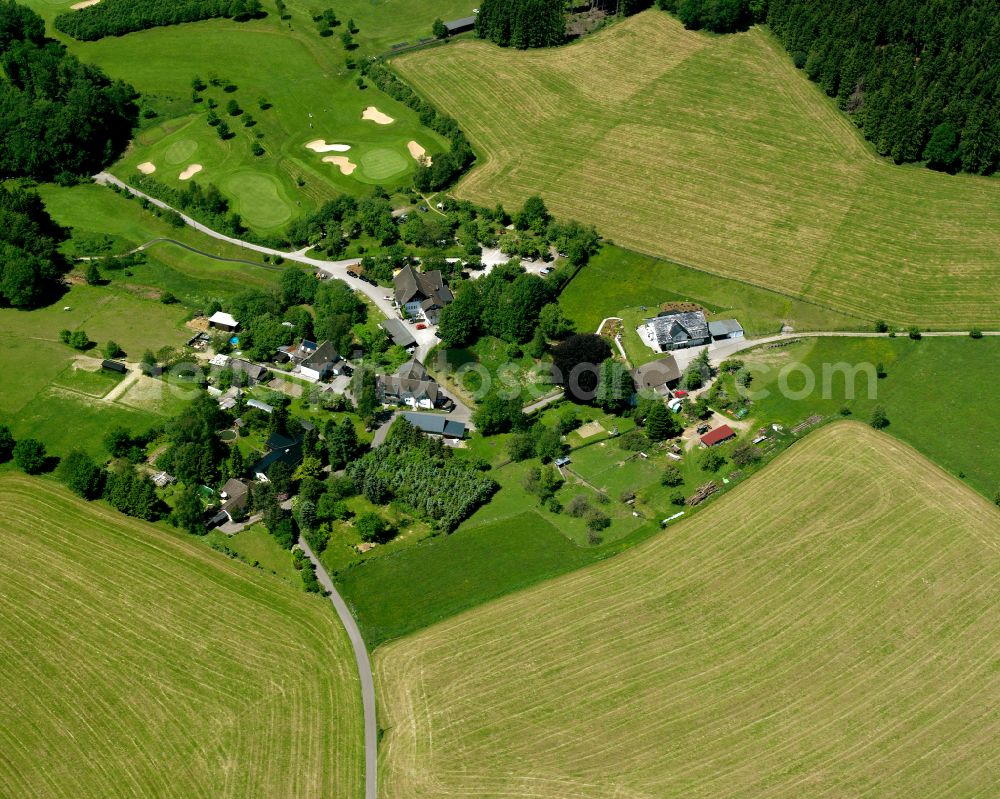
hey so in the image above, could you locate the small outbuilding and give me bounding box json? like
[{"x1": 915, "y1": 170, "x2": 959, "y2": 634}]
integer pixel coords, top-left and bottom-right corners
[
  {"x1": 708, "y1": 319, "x2": 744, "y2": 341},
  {"x1": 444, "y1": 15, "x2": 477, "y2": 35},
  {"x1": 101, "y1": 359, "x2": 128, "y2": 374},
  {"x1": 401, "y1": 412, "x2": 466, "y2": 440},
  {"x1": 700, "y1": 424, "x2": 736, "y2": 448},
  {"x1": 630, "y1": 355, "x2": 682, "y2": 397},
  {"x1": 379, "y1": 318, "x2": 417, "y2": 351},
  {"x1": 208, "y1": 311, "x2": 240, "y2": 332}
]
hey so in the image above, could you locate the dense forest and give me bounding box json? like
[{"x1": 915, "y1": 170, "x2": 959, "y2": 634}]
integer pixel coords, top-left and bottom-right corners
[
  {"x1": 767, "y1": 0, "x2": 1000, "y2": 173},
  {"x1": 0, "y1": 2, "x2": 137, "y2": 180},
  {"x1": 0, "y1": 186, "x2": 70, "y2": 309},
  {"x1": 54, "y1": 0, "x2": 262, "y2": 41},
  {"x1": 660, "y1": 0, "x2": 1000, "y2": 174},
  {"x1": 474, "y1": 0, "x2": 566, "y2": 48}
]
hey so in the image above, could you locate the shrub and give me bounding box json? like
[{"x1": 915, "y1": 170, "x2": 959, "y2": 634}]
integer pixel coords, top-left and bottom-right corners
[
  {"x1": 617, "y1": 429, "x2": 649, "y2": 451},
  {"x1": 586, "y1": 509, "x2": 610, "y2": 532},
  {"x1": 660, "y1": 464, "x2": 683, "y2": 487},
  {"x1": 908, "y1": 326, "x2": 922, "y2": 340},
  {"x1": 731, "y1": 442, "x2": 761, "y2": 467},
  {"x1": 970, "y1": 328, "x2": 983, "y2": 339},
  {"x1": 870, "y1": 405, "x2": 890, "y2": 429},
  {"x1": 356, "y1": 511, "x2": 392, "y2": 543},
  {"x1": 874, "y1": 320, "x2": 889, "y2": 333},
  {"x1": 566, "y1": 494, "x2": 591, "y2": 517},
  {"x1": 700, "y1": 449, "x2": 725, "y2": 472},
  {"x1": 58, "y1": 449, "x2": 103, "y2": 498},
  {"x1": 13, "y1": 438, "x2": 47, "y2": 474},
  {"x1": 670, "y1": 491, "x2": 686, "y2": 506},
  {"x1": 0, "y1": 424, "x2": 16, "y2": 462}
]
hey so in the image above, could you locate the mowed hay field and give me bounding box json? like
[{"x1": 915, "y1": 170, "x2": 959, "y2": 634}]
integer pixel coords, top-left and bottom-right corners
[
  {"x1": 395, "y1": 12, "x2": 1000, "y2": 327},
  {"x1": 0, "y1": 477, "x2": 363, "y2": 799},
  {"x1": 377, "y1": 423, "x2": 1000, "y2": 798}
]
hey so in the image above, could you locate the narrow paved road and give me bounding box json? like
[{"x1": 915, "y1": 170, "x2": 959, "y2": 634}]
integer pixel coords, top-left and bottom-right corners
[
  {"x1": 671, "y1": 329, "x2": 1000, "y2": 371},
  {"x1": 298, "y1": 538, "x2": 378, "y2": 799},
  {"x1": 94, "y1": 172, "x2": 439, "y2": 360}
]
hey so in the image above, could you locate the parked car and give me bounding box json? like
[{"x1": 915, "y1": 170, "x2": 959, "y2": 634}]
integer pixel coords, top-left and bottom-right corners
[
  {"x1": 346, "y1": 269, "x2": 359, "y2": 278},
  {"x1": 415, "y1": 323, "x2": 427, "y2": 330},
  {"x1": 554, "y1": 456, "x2": 571, "y2": 467},
  {"x1": 540, "y1": 267, "x2": 554, "y2": 275},
  {"x1": 697, "y1": 424, "x2": 710, "y2": 434},
  {"x1": 363, "y1": 276, "x2": 377, "y2": 285},
  {"x1": 673, "y1": 389, "x2": 688, "y2": 398}
]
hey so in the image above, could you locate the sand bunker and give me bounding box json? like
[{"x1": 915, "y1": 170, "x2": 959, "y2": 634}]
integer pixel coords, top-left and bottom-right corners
[
  {"x1": 305, "y1": 140, "x2": 351, "y2": 153},
  {"x1": 179, "y1": 164, "x2": 203, "y2": 180},
  {"x1": 407, "y1": 140, "x2": 432, "y2": 165},
  {"x1": 322, "y1": 155, "x2": 357, "y2": 175},
  {"x1": 362, "y1": 106, "x2": 394, "y2": 125},
  {"x1": 71, "y1": 0, "x2": 101, "y2": 8},
  {"x1": 137, "y1": 162, "x2": 156, "y2": 175}
]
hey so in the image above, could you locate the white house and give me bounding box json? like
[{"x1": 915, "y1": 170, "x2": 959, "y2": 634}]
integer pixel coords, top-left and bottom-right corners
[{"x1": 299, "y1": 340, "x2": 342, "y2": 381}]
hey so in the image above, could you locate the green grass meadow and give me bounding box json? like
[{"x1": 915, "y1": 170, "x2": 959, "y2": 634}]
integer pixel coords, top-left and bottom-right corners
[
  {"x1": 0, "y1": 476, "x2": 364, "y2": 798},
  {"x1": 739, "y1": 336, "x2": 1000, "y2": 497},
  {"x1": 376, "y1": 423, "x2": 1000, "y2": 798},
  {"x1": 396, "y1": 12, "x2": 1000, "y2": 327},
  {"x1": 39, "y1": 183, "x2": 284, "y2": 305}
]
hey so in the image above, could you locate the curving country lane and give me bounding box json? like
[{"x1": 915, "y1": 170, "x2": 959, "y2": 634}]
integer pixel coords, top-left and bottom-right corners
[{"x1": 298, "y1": 538, "x2": 378, "y2": 799}]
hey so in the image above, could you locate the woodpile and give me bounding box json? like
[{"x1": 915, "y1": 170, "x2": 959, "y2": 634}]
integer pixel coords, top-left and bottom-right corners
[
  {"x1": 791, "y1": 415, "x2": 823, "y2": 435},
  {"x1": 687, "y1": 482, "x2": 718, "y2": 506}
]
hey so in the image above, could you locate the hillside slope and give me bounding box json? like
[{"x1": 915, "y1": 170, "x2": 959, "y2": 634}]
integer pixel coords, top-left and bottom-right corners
[
  {"x1": 0, "y1": 476, "x2": 363, "y2": 799},
  {"x1": 395, "y1": 12, "x2": 1000, "y2": 326},
  {"x1": 377, "y1": 422, "x2": 1000, "y2": 798}
]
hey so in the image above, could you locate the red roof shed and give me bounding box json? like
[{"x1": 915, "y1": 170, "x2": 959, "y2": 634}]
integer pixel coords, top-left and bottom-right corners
[{"x1": 700, "y1": 424, "x2": 736, "y2": 447}]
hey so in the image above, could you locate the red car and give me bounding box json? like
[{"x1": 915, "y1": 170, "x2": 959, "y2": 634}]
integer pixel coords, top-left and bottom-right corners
[
  {"x1": 674, "y1": 389, "x2": 688, "y2": 398},
  {"x1": 415, "y1": 323, "x2": 427, "y2": 330}
]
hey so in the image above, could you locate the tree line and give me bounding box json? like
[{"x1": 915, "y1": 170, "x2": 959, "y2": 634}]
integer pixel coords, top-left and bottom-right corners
[
  {"x1": 474, "y1": 0, "x2": 566, "y2": 49},
  {"x1": 660, "y1": 0, "x2": 1000, "y2": 174},
  {"x1": 0, "y1": 186, "x2": 70, "y2": 309},
  {"x1": 363, "y1": 61, "x2": 475, "y2": 192},
  {"x1": 767, "y1": 0, "x2": 1000, "y2": 173},
  {"x1": 0, "y1": 1, "x2": 137, "y2": 181},
  {"x1": 54, "y1": 0, "x2": 262, "y2": 41}
]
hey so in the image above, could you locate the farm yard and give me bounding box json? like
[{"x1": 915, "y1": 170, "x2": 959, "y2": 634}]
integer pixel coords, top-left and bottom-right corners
[
  {"x1": 376, "y1": 423, "x2": 1000, "y2": 798},
  {"x1": 0, "y1": 476, "x2": 364, "y2": 799},
  {"x1": 0, "y1": 282, "x2": 194, "y2": 458},
  {"x1": 559, "y1": 245, "x2": 862, "y2": 366},
  {"x1": 395, "y1": 11, "x2": 1000, "y2": 327}
]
